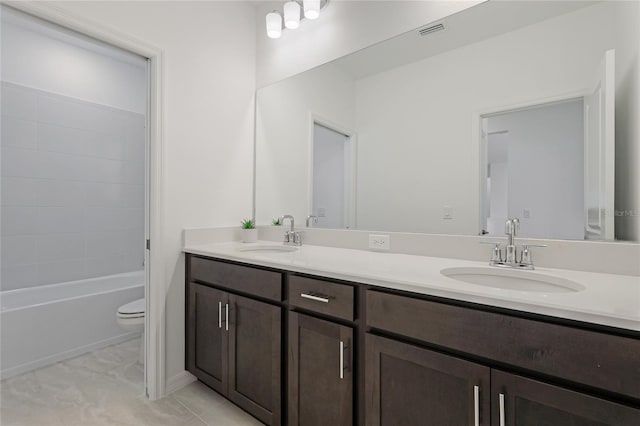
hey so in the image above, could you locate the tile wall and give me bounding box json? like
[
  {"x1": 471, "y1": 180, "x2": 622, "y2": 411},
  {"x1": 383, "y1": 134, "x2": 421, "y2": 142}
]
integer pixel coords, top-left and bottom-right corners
[{"x1": 1, "y1": 82, "x2": 145, "y2": 290}]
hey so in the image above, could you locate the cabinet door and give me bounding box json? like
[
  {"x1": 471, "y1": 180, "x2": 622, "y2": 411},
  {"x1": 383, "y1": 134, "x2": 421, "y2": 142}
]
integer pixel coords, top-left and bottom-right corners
[
  {"x1": 289, "y1": 312, "x2": 353, "y2": 426},
  {"x1": 187, "y1": 283, "x2": 228, "y2": 395},
  {"x1": 491, "y1": 370, "x2": 640, "y2": 426},
  {"x1": 366, "y1": 334, "x2": 490, "y2": 426},
  {"x1": 228, "y1": 293, "x2": 282, "y2": 425}
]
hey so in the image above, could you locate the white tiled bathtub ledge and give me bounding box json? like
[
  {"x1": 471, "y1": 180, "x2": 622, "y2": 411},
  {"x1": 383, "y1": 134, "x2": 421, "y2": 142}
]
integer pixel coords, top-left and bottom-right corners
[{"x1": 184, "y1": 241, "x2": 640, "y2": 332}]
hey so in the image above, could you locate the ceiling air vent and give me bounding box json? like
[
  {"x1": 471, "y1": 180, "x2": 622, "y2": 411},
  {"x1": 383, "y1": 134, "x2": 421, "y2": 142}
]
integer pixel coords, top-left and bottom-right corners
[{"x1": 418, "y1": 23, "x2": 445, "y2": 37}]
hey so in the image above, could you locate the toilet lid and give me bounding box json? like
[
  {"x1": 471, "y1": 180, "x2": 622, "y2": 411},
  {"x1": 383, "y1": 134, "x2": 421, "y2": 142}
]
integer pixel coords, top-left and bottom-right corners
[{"x1": 118, "y1": 298, "x2": 145, "y2": 315}]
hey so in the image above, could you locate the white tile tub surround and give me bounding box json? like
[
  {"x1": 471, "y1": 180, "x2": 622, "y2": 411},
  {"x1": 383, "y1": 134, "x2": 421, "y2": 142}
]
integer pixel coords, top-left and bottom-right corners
[
  {"x1": 1, "y1": 82, "x2": 145, "y2": 291},
  {"x1": 184, "y1": 226, "x2": 640, "y2": 277}
]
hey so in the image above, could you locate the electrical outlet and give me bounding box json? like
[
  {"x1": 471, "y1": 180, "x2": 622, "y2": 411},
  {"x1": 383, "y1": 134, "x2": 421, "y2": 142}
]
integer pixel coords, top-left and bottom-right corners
[{"x1": 369, "y1": 234, "x2": 390, "y2": 251}]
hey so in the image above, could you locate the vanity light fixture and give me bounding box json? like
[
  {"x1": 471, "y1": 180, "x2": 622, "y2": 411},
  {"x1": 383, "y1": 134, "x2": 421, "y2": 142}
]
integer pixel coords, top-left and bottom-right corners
[
  {"x1": 265, "y1": 0, "x2": 329, "y2": 39},
  {"x1": 284, "y1": 1, "x2": 301, "y2": 29},
  {"x1": 266, "y1": 11, "x2": 283, "y2": 39},
  {"x1": 304, "y1": 0, "x2": 321, "y2": 20}
]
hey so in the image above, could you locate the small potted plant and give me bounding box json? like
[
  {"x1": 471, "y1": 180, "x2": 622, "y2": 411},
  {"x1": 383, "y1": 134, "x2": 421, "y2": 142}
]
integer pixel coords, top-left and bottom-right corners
[
  {"x1": 240, "y1": 218, "x2": 258, "y2": 243},
  {"x1": 272, "y1": 217, "x2": 282, "y2": 226}
]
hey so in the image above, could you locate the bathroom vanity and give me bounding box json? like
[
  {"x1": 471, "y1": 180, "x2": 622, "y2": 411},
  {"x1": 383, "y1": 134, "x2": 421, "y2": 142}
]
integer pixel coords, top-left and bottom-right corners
[{"x1": 184, "y1": 243, "x2": 640, "y2": 425}]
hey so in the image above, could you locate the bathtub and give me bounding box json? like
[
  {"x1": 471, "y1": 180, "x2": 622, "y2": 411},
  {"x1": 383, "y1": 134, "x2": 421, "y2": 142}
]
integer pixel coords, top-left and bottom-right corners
[{"x1": 0, "y1": 271, "x2": 144, "y2": 380}]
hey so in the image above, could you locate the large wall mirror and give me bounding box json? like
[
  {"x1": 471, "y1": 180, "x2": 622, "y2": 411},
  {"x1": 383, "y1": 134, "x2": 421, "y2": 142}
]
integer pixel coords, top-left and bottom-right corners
[{"x1": 255, "y1": 0, "x2": 639, "y2": 241}]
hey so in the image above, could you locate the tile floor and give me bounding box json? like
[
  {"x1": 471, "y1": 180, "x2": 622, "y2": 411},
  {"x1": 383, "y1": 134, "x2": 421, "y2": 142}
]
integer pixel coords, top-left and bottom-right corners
[{"x1": 0, "y1": 338, "x2": 261, "y2": 426}]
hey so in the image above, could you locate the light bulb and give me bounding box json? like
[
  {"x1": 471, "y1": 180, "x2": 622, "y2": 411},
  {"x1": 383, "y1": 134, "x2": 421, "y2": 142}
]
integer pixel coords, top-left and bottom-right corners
[
  {"x1": 284, "y1": 1, "x2": 301, "y2": 29},
  {"x1": 303, "y1": 0, "x2": 321, "y2": 20},
  {"x1": 266, "y1": 12, "x2": 282, "y2": 39}
]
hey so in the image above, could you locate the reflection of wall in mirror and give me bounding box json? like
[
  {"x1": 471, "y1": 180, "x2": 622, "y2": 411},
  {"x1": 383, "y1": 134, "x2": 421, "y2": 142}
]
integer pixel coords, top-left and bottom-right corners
[
  {"x1": 354, "y1": 1, "x2": 638, "y2": 238},
  {"x1": 255, "y1": 63, "x2": 356, "y2": 225}
]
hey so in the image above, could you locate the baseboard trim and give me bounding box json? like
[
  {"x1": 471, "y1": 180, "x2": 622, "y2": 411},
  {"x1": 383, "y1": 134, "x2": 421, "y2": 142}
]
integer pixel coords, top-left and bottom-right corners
[{"x1": 166, "y1": 370, "x2": 197, "y2": 395}]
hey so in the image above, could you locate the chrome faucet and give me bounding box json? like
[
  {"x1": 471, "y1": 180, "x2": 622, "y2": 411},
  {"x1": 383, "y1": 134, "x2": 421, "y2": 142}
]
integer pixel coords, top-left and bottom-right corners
[
  {"x1": 481, "y1": 218, "x2": 546, "y2": 270},
  {"x1": 504, "y1": 218, "x2": 519, "y2": 264},
  {"x1": 306, "y1": 215, "x2": 318, "y2": 227},
  {"x1": 281, "y1": 215, "x2": 302, "y2": 246}
]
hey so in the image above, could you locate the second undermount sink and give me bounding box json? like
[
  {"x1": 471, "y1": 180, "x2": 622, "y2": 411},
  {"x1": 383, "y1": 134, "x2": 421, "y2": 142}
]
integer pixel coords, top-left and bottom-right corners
[
  {"x1": 441, "y1": 267, "x2": 585, "y2": 293},
  {"x1": 236, "y1": 244, "x2": 298, "y2": 253}
]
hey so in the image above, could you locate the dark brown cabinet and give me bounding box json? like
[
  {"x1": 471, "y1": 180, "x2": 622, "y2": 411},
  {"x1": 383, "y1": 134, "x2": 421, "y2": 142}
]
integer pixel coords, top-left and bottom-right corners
[
  {"x1": 186, "y1": 255, "x2": 640, "y2": 426},
  {"x1": 187, "y1": 282, "x2": 281, "y2": 425},
  {"x1": 491, "y1": 370, "x2": 640, "y2": 426},
  {"x1": 187, "y1": 283, "x2": 227, "y2": 394},
  {"x1": 365, "y1": 333, "x2": 490, "y2": 426},
  {"x1": 288, "y1": 312, "x2": 353, "y2": 426}
]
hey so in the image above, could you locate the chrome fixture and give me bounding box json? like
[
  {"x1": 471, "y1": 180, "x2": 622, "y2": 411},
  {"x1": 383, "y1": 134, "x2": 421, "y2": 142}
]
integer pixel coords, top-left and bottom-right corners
[
  {"x1": 281, "y1": 214, "x2": 302, "y2": 246},
  {"x1": 481, "y1": 218, "x2": 546, "y2": 270},
  {"x1": 306, "y1": 215, "x2": 318, "y2": 227},
  {"x1": 265, "y1": 0, "x2": 330, "y2": 39}
]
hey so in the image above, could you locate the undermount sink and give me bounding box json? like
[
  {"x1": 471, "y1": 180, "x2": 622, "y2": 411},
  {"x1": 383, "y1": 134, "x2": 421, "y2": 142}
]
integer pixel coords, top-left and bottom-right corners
[
  {"x1": 236, "y1": 244, "x2": 298, "y2": 253},
  {"x1": 441, "y1": 267, "x2": 585, "y2": 293}
]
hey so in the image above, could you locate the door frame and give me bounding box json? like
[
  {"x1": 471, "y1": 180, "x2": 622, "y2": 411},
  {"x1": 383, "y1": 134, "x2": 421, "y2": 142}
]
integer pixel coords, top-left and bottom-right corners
[
  {"x1": 307, "y1": 112, "x2": 357, "y2": 229},
  {"x1": 471, "y1": 91, "x2": 586, "y2": 237},
  {"x1": 7, "y1": 1, "x2": 167, "y2": 400}
]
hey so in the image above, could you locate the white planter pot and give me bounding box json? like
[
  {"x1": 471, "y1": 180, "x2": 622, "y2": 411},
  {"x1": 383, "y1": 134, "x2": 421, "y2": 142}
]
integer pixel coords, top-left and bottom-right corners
[{"x1": 240, "y1": 228, "x2": 258, "y2": 243}]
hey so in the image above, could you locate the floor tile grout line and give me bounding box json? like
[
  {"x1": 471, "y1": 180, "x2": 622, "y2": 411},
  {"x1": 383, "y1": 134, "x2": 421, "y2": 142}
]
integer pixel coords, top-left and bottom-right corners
[{"x1": 171, "y1": 396, "x2": 211, "y2": 426}]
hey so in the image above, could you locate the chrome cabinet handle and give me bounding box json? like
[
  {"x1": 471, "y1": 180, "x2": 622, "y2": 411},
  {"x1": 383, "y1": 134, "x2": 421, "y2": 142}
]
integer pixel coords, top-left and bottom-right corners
[
  {"x1": 499, "y1": 393, "x2": 506, "y2": 426},
  {"x1": 473, "y1": 385, "x2": 479, "y2": 426},
  {"x1": 300, "y1": 293, "x2": 329, "y2": 303},
  {"x1": 225, "y1": 303, "x2": 229, "y2": 331},
  {"x1": 218, "y1": 301, "x2": 222, "y2": 329},
  {"x1": 339, "y1": 340, "x2": 344, "y2": 379}
]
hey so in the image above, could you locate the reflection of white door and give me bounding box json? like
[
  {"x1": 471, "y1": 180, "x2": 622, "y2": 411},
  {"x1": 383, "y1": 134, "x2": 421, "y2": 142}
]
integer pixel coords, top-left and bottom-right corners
[
  {"x1": 312, "y1": 123, "x2": 352, "y2": 229},
  {"x1": 584, "y1": 49, "x2": 615, "y2": 240}
]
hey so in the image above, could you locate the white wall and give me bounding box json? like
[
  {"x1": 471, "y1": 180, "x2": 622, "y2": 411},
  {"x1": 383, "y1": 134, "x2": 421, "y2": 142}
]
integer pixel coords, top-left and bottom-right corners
[
  {"x1": 1, "y1": 8, "x2": 146, "y2": 114},
  {"x1": 355, "y1": 1, "x2": 634, "y2": 236},
  {"x1": 488, "y1": 100, "x2": 584, "y2": 240},
  {"x1": 255, "y1": 62, "x2": 355, "y2": 225},
  {"x1": 255, "y1": 0, "x2": 481, "y2": 87},
  {"x1": 48, "y1": 0, "x2": 257, "y2": 385}
]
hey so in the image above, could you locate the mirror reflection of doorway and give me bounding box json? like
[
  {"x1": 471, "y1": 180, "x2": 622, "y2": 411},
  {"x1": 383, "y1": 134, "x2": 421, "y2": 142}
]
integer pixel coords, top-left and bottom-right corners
[
  {"x1": 482, "y1": 99, "x2": 585, "y2": 240},
  {"x1": 311, "y1": 123, "x2": 353, "y2": 229}
]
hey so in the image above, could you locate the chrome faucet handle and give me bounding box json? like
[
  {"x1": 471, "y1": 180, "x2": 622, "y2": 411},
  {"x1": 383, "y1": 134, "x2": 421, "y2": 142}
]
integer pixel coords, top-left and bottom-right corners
[
  {"x1": 293, "y1": 231, "x2": 303, "y2": 245},
  {"x1": 480, "y1": 241, "x2": 502, "y2": 262},
  {"x1": 521, "y1": 244, "x2": 547, "y2": 266}
]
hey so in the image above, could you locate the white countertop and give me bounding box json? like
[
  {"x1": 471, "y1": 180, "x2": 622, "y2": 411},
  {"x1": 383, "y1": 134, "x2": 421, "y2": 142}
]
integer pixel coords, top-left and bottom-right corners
[{"x1": 184, "y1": 241, "x2": 640, "y2": 332}]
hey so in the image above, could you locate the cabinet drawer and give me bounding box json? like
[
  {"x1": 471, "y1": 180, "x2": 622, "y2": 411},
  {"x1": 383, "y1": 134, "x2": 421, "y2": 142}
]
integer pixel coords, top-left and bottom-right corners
[
  {"x1": 367, "y1": 290, "x2": 640, "y2": 400},
  {"x1": 190, "y1": 256, "x2": 282, "y2": 301},
  {"x1": 289, "y1": 275, "x2": 354, "y2": 321}
]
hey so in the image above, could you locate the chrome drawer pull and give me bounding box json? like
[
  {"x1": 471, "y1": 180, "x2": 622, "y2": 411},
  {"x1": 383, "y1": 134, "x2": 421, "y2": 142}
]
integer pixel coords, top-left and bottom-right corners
[
  {"x1": 218, "y1": 301, "x2": 222, "y2": 329},
  {"x1": 225, "y1": 303, "x2": 229, "y2": 331},
  {"x1": 499, "y1": 393, "x2": 506, "y2": 426},
  {"x1": 300, "y1": 293, "x2": 330, "y2": 303},
  {"x1": 473, "y1": 385, "x2": 479, "y2": 426},
  {"x1": 339, "y1": 340, "x2": 344, "y2": 379}
]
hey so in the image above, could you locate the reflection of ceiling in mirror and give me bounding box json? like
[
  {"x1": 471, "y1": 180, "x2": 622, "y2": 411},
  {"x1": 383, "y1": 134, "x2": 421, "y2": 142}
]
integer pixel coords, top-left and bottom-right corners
[{"x1": 333, "y1": 0, "x2": 596, "y2": 79}]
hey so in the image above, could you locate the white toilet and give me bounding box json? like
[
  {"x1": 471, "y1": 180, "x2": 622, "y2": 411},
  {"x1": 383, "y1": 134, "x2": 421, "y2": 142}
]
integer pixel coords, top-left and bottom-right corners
[{"x1": 117, "y1": 298, "x2": 145, "y2": 364}]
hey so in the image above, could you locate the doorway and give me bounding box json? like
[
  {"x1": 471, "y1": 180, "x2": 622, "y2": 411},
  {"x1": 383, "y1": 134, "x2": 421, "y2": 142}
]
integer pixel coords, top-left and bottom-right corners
[
  {"x1": 311, "y1": 122, "x2": 354, "y2": 229},
  {"x1": 1, "y1": 2, "x2": 165, "y2": 399}
]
